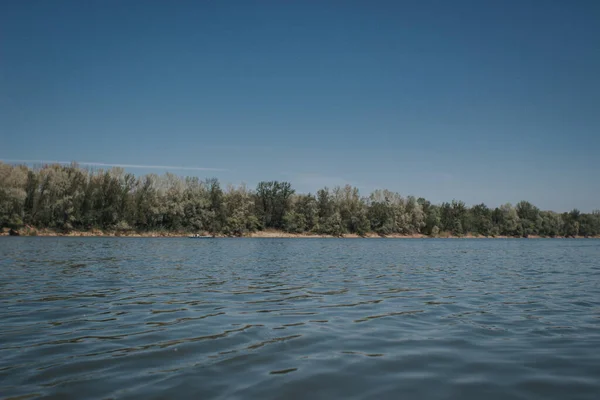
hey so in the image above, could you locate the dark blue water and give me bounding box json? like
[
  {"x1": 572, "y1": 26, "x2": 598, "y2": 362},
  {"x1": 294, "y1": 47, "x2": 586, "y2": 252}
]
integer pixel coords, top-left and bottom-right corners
[{"x1": 1, "y1": 238, "x2": 599, "y2": 399}]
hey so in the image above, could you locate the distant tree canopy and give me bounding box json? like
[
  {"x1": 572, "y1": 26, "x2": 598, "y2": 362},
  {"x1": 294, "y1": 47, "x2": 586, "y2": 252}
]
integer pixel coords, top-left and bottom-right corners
[{"x1": 1, "y1": 162, "x2": 599, "y2": 237}]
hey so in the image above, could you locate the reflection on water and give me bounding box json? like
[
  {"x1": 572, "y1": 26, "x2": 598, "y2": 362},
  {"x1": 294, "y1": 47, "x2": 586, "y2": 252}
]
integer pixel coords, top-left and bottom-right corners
[{"x1": 1, "y1": 238, "x2": 600, "y2": 399}]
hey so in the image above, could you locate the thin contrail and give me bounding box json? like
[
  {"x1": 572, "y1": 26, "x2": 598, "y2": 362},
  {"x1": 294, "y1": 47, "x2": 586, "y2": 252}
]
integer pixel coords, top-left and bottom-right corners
[{"x1": 0, "y1": 159, "x2": 227, "y2": 172}]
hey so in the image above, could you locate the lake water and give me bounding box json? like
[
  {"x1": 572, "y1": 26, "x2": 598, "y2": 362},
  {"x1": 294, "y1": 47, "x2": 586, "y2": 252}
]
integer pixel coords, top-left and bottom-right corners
[{"x1": 1, "y1": 238, "x2": 599, "y2": 399}]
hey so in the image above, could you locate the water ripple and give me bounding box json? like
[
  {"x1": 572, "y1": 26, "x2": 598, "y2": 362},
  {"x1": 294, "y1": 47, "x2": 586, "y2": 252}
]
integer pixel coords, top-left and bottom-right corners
[{"x1": 1, "y1": 238, "x2": 600, "y2": 399}]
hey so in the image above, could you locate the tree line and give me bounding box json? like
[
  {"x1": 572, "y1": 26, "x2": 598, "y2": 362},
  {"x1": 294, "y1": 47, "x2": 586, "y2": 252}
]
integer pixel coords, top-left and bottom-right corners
[{"x1": 1, "y1": 162, "x2": 599, "y2": 237}]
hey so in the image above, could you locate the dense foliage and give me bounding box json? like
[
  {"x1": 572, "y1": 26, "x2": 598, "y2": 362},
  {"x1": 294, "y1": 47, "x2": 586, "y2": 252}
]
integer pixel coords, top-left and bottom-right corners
[{"x1": 1, "y1": 163, "x2": 599, "y2": 237}]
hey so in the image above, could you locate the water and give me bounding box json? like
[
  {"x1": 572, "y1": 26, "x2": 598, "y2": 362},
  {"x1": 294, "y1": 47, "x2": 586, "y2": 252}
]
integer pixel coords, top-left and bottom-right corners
[{"x1": 1, "y1": 238, "x2": 599, "y2": 400}]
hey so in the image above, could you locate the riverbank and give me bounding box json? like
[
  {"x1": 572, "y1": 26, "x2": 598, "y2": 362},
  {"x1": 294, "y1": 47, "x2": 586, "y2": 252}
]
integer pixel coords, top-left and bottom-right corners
[{"x1": 1, "y1": 227, "x2": 597, "y2": 239}]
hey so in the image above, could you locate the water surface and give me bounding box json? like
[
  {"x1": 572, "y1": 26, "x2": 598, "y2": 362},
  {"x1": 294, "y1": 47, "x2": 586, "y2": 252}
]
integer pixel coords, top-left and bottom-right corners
[{"x1": 1, "y1": 238, "x2": 599, "y2": 399}]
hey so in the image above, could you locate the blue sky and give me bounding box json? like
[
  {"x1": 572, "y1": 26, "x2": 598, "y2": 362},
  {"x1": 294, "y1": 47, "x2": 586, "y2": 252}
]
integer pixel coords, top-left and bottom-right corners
[{"x1": 2, "y1": 0, "x2": 599, "y2": 211}]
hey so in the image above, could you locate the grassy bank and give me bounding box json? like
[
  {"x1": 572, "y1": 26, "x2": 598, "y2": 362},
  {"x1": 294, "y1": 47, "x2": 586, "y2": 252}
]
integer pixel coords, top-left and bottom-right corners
[{"x1": 2, "y1": 227, "x2": 597, "y2": 239}]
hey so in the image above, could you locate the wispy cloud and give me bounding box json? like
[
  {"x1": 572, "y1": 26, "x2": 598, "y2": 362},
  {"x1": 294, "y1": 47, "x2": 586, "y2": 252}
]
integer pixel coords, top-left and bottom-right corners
[{"x1": 0, "y1": 159, "x2": 226, "y2": 172}]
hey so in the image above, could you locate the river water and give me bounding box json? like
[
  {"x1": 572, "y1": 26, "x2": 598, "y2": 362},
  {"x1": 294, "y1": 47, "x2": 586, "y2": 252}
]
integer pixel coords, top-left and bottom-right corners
[{"x1": 1, "y1": 238, "x2": 599, "y2": 399}]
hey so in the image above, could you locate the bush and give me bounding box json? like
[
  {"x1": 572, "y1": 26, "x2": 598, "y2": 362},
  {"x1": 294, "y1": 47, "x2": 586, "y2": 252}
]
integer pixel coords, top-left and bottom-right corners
[{"x1": 115, "y1": 221, "x2": 132, "y2": 231}]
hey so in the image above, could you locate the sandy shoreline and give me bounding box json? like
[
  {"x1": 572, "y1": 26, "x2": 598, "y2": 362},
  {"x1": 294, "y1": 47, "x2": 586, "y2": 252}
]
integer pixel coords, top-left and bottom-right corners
[{"x1": 1, "y1": 228, "x2": 597, "y2": 239}]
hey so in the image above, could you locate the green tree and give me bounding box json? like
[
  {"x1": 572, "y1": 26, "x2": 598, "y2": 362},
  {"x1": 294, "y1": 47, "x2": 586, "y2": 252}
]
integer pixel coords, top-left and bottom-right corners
[
  {"x1": 440, "y1": 200, "x2": 467, "y2": 235},
  {"x1": 223, "y1": 184, "x2": 259, "y2": 236},
  {"x1": 321, "y1": 211, "x2": 345, "y2": 236},
  {"x1": 562, "y1": 209, "x2": 581, "y2": 237},
  {"x1": 469, "y1": 203, "x2": 492, "y2": 236},
  {"x1": 255, "y1": 181, "x2": 294, "y2": 229},
  {"x1": 160, "y1": 173, "x2": 185, "y2": 230},
  {"x1": 134, "y1": 174, "x2": 161, "y2": 229},
  {"x1": 419, "y1": 199, "x2": 441, "y2": 236},
  {"x1": 578, "y1": 212, "x2": 599, "y2": 237},
  {"x1": 2, "y1": 162, "x2": 597, "y2": 240},
  {"x1": 367, "y1": 190, "x2": 394, "y2": 235},
  {"x1": 334, "y1": 185, "x2": 370, "y2": 234},
  {"x1": 0, "y1": 163, "x2": 27, "y2": 228},
  {"x1": 316, "y1": 188, "x2": 335, "y2": 233},
  {"x1": 539, "y1": 211, "x2": 563, "y2": 237},
  {"x1": 516, "y1": 201, "x2": 541, "y2": 237},
  {"x1": 288, "y1": 194, "x2": 318, "y2": 233},
  {"x1": 496, "y1": 203, "x2": 522, "y2": 237},
  {"x1": 182, "y1": 177, "x2": 211, "y2": 232},
  {"x1": 206, "y1": 177, "x2": 225, "y2": 235},
  {"x1": 405, "y1": 196, "x2": 425, "y2": 234}
]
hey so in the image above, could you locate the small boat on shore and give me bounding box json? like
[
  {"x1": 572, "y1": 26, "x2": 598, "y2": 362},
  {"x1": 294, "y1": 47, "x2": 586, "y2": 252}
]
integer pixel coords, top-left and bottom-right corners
[{"x1": 188, "y1": 234, "x2": 214, "y2": 238}]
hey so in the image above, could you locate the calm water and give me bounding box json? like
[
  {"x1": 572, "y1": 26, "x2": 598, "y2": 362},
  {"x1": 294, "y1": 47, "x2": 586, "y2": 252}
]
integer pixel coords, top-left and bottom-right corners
[{"x1": 1, "y1": 238, "x2": 599, "y2": 400}]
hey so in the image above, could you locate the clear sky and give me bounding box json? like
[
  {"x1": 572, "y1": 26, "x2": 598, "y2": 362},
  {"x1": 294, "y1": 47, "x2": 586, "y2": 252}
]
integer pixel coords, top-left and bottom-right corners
[{"x1": 2, "y1": 0, "x2": 599, "y2": 211}]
